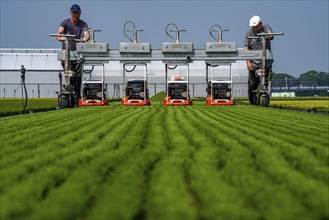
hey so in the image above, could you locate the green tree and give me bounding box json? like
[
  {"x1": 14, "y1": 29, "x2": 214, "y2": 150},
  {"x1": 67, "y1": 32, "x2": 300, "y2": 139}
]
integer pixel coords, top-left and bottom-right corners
[
  {"x1": 299, "y1": 70, "x2": 329, "y2": 86},
  {"x1": 272, "y1": 73, "x2": 295, "y2": 80}
]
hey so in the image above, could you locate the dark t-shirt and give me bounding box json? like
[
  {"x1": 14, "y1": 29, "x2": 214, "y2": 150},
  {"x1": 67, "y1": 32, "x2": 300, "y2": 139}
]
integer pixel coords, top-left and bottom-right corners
[
  {"x1": 244, "y1": 24, "x2": 273, "y2": 69},
  {"x1": 59, "y1": 18, "x2": 88, "y2": 51}
]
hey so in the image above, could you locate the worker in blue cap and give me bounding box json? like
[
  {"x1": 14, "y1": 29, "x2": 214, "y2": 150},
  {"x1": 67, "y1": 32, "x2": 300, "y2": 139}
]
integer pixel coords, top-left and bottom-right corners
[
  {"x1": 56, "y1": 4, "x2": 89, "y2": 50},
  {"x1": 55, "y1": 4, "x2": 90, "y2": 105}
]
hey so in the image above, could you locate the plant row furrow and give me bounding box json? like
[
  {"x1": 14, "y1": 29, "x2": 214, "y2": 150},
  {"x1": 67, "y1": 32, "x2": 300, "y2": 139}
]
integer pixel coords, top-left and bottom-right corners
[
  {"x1": 145, "y1": 107, "x2": 198, "y2": 220},
  {"x1": 25, "y1": 108, "x2": 149, "y2": 220},
  {"x1": 175, "y1": 107, "x2": 260, "y2": 219},
  {"x1": 188, "y1": 107, "x2": 324, "y2": 219},
  {"x1": 83, "y1": 108, "x2": 161, "y2": 220},
  {"x1": 0, "y1": 107, "x2": 123, "y2": 144},
  {"x1": 204, "y1": 107, "x2": 329, "y2": 183},
  {"x1": 0, "y1": 107, "x2": 129, "y2": 169},
  {"x1": 0, "y1": 107, "x2": 145, "y2": 220},
  {"x1": 0, "y1": 107, "x2": 137, "y2": 194},
  {"x1": 225, "y1": 105, "x2": 328, "y2": 137},
  {"x1": 206, "y1": 106, "x2": 328, "y2": 164},
  {"x1": 0, "y1": 107, "x2": 93, "y2": 134},
  {"x1": 196, "y1": 107, "x2": 329, "y2": 219}
]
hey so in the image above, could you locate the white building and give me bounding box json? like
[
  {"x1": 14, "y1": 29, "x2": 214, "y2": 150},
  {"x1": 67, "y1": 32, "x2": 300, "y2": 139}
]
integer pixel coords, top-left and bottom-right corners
[{"x1": 0, "y1": 49, "x2": 249, "y2": 98}]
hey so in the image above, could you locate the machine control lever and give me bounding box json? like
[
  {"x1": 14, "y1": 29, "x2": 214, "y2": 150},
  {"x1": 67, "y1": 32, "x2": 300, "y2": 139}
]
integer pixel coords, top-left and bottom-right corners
[
  {"x1": 123, "y1": 21, "x2": 145, "y2": 43},
  {"x1": 209, "y1": 24, "x2": 229, "y2": 43},
  {"x1": 87, "y1": 28, "x2": 101, "y2": 43},
  {"x1": 165, "y1": 23, "x2": 187, "y2": 43}
]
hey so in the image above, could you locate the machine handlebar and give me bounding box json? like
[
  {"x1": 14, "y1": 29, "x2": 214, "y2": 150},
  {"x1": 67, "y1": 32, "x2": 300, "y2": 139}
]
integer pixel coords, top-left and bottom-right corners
[
  {"x1": 257, "y1": 32, "x2": 284, "y2": 36},
  {"x1": 49, "y1": 34, "x2": 76, "y2": 38},
  {"x1": 209, "y1": 24, "x2": 229, "y2": 43}
]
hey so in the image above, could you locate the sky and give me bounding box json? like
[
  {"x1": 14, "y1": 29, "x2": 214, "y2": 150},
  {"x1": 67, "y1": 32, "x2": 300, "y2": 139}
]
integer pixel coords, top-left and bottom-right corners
[{"x1": 0, "y1": 0, "x2": 328, "y2": 77}]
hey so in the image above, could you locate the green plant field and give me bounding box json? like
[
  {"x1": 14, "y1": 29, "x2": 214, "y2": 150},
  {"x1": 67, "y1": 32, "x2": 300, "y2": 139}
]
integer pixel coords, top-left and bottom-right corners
[
  {"x1": 236, "y1": 97, "x2": 329, "y2": 112},
  {"x1": 0, "y1": 103, "x2": 328, "y2": 220},
  {"x1": 270, "y1": 99, "x2": 329, "y2": 112},
  {"x1": 150, "y1": 91, "x2": 166, "y2": 101},
  {"x1": 0, "y1": 98, "x2": 57, "y2": 115}
]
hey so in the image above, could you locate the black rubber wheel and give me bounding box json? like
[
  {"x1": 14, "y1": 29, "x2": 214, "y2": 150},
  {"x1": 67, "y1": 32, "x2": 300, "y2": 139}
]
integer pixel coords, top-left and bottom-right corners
[
  {"x1": 68, "y1": 93, "x2": 76, "y2": 108},
  {"x1": 58, "y1": 95, "x2": 69, "y2": 109},
  {"x1": 249, "y1": 92, "x2": 258, "y2": 105},
  {"x1": 58, "y1": 94, "x2": 75, "y2": 108},
  {"x1": 259, "y1": 94, "x2": 270, "y2": 107}
]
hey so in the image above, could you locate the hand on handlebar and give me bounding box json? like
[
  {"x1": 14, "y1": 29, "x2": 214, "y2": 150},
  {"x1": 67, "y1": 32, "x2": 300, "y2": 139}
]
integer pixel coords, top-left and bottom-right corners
[
  {"x1": 72, "y1": 38, "x2": 87, "y2": 43},
  {"x1": 57, "y1": 36, "x2": 66, "y2": 42},
  {"x1": 247, "y1": 60, "x2": 253, "y2": 71}
]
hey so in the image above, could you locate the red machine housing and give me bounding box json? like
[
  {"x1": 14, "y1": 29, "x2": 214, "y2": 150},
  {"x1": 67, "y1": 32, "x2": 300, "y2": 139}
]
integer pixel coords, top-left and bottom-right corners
[
  {"x1": 163, "y1": 81, "x2": 193, "y2": 106},
  {"x1": 163, "y1": 97, "x2": 193, "y2": 106},
  {"x1": 205, "y1": 80, "x2": 235, "y2": 106},
  {"x1": 121, "y1": 79, "x2": 151, "y2": 106},
  {"x1": 121, "y1": 97, "x2": 151, "y2": 106},
  {"x1": 79, "y1": 99, "x2": 108, "y2": 106},
  {"x1": 78, "y1": 80, "x2": 108, "y2": 107},
  {"x1": 206, "y1": 97, "x2": 235, "y2": 106}
]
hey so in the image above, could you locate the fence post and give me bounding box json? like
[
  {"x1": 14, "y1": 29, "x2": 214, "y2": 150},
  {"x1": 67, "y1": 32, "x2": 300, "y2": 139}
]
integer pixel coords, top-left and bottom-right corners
[
  {"x1": 106, "y1": 84, "x2": 109, "y2": 99},
  {"x1": 314, "y1": 85, "x2": 316, "y2": 96},
  {"x1": 38, "y1": 84, "x2": 40, "y2": 98},
  {"x1": 192, "y1": 83, "x2": 195, "y2": 98}
]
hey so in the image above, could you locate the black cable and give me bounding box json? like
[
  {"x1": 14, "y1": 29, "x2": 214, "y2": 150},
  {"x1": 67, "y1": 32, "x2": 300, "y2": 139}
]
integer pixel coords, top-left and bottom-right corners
[
  {"x1": 167, "y1": 65, "x2": 177, "y2": 70},
  {"x1": 83, "y1": 65, "x2": 94, "y2": 74},
  {"x1": 206, "y1": 63, "x2": 219, "y2": 68},
  {"x1": 125, "y1": 65, "x2": 136, "y2": 72},
  {"x1": 21, "y1": 65, "x2": 28, "y2": 114},
  {"x1": 23, "y1": 79, "x2": 28, "y2": 113}
]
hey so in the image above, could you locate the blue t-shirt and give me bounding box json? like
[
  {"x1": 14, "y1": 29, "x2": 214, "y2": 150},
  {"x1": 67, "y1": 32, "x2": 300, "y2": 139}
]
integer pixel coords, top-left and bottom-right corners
[{"x1": 60, "y1": 18, "x2": 88, "y2": 51}]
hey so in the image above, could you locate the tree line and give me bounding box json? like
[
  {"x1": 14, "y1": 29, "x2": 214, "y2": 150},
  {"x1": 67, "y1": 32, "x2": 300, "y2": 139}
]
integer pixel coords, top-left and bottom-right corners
[{"x1": 272, "y1": 71, "x2": 329, "y2": 86}]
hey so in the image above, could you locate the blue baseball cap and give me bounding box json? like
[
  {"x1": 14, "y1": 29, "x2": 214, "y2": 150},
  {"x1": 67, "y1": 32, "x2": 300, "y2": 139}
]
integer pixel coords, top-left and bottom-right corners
[{"x1": 70, "y1": 4, "x2": 81, "y2": 12}]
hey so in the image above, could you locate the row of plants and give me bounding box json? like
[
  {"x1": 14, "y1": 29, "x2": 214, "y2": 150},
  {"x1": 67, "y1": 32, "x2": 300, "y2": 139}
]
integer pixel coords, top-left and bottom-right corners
[
  {"x1": 0, "y1": 98, "x2": 57, "y2": 115},
  {"x1": 0, "y1": 105, "x2": 328, "y2": 219},
  {"x1": 1, "y1": 96, "x2": 328, "y2": 115},
  {"x1": 234, "y1": 97, "x2": 329, "y2": 112},
  {"x1": 182, "y1": 106, "x2": 328, "y2": 219},
  {"x1": 269, "y1": 99, "x2": 329, "y2": 112}
]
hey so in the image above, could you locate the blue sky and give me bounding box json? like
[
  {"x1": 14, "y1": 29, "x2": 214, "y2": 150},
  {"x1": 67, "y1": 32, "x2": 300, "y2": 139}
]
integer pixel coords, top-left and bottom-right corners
[{"x1": 1, "y1": 0, "x2": 328, "y2": 77}]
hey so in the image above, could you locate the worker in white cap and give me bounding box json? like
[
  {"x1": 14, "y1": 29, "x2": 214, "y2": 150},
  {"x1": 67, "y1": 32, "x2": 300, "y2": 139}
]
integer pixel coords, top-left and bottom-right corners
[{"x1": 244, "y1": 15, "x2": 274, "y2": 105}]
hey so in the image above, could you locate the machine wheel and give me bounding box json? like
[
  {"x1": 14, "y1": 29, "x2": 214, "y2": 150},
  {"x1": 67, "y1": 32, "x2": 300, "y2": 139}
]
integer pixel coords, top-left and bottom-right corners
[
  {"x1": 249, "y1": 92, "x2": 258, "y2": 105},
  {"x1": 58, "y1": 95, "x2": 69, "y2": 109},
  {"x1": 259, "y1": 94, "x2": 270, "y2": 107},
  {"x1": 68, "y1": 93, "x2": 76, "y2": 108},
  {"x1": 58, "y1": 94, "x2": 75, "y2": 108}
]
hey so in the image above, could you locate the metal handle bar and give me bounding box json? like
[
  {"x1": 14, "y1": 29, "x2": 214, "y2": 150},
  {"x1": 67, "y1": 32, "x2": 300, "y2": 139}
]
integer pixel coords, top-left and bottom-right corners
[
  {"x1": 87, "y1": 29, "x2": 101, "y2": 32},
  {"x1": 169, "y1": 29, "x2": 185, "y2": 32},
  {"x1": 257, "y1": 32, "x2": 284, "y2": 36},
  {"x1": 247, "y1": 36, "x2": 260, "y2": 39},
  {"x1": 123, "y1": 21, "x2": 136, "y2": 42},
  {"x1": 211, "y1": 29, "x2": 229, "y2": 32},
  {"x1": 86, "y1": 28, "x2": 101, "y2": 43},
  {"x1": 127, "y1": 29, "x2": 144, "y2": 32},
  {"x1": 248, "y1": 32, "x2": 285, "y2": 39},
  {"x1": 209, "y1": 24, "x2": 229, "y2": 42},
  {"x1": 50, "y1": 34, "x2": 76, "y2": 38},
  {"x1": 165, "y1": 23, "x2": 179, "y2": 41}
]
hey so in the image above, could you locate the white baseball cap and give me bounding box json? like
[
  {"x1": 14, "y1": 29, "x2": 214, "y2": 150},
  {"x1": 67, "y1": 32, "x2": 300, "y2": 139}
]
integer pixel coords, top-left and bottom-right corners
[{"x1": 249, "y1": 15, "x2": 261, "y2": 27}]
